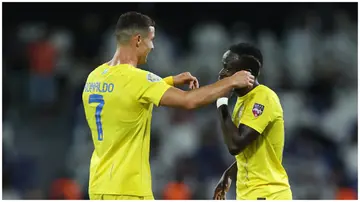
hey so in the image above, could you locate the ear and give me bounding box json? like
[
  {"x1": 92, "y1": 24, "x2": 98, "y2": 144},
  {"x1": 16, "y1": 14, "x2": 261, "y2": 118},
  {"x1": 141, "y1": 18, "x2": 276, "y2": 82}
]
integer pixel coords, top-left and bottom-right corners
[{"x1": 134, "y1": 34, "x2": 141, "y2": 48}]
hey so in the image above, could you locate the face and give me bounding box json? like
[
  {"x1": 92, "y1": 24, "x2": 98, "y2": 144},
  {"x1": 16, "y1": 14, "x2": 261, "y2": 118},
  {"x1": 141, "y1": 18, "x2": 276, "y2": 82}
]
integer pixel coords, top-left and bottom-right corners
[
  {"x1": 219, "y1": 50, "x2": 259, "y2": 80},
  {"x1": 218, "y1": 67, "x2": 236, "y2": 80},
  {"x1": 137, "y1": 26, "x2": 155, "y2": 65},
  {"x1": 219, "y1": 50, "x2": 239, "y2": 80}
]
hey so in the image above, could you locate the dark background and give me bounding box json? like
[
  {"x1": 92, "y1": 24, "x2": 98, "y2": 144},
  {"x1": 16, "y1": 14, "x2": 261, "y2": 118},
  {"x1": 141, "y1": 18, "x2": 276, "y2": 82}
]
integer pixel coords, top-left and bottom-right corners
[{"x1": 2, "y1": 2, "x2": 358, "y2": 200}]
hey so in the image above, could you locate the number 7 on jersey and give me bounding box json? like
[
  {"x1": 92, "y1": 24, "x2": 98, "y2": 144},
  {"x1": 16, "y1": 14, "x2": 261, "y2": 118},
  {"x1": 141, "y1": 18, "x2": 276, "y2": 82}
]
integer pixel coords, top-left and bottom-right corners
[{"x1": 89, "y1": 94, "x2": 105, "y2": 141}]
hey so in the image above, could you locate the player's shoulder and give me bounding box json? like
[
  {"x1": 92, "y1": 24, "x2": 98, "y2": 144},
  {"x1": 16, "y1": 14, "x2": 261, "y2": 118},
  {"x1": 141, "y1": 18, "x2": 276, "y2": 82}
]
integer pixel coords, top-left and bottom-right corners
[
  {"x1": 256, "y1": 85, "x2": 282, "y2": 106},
  {"x1": 128, "y1": 68, "x2": 163, "y2": 83},
  {"x1": 87, "y1": 63, "x2": 138, "y2": 80},
  {"x1": 257, "y1": 85, "x2": 278, "y2": 98},
  {"x1": 86, "y1": 63, "x2": 108, "y2": 80},
  {"x1": 87, "y1": 63, "x2": 162, "y2": 84}
]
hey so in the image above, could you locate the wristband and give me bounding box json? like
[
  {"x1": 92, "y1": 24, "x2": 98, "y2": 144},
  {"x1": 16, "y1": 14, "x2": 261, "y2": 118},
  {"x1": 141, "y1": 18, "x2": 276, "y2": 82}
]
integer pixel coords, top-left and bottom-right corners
[
  {"x1": 216, "y1": 97, "x2": 228, "y2": 108},
  {"x1": 163, "y1": 76, "x2": 174, "y2": 86}
]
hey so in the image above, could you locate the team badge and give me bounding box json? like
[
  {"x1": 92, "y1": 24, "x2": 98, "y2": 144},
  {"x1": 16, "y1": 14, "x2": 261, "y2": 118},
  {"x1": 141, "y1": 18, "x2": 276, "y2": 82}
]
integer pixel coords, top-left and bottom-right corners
[
  {"x1": 252, "y1": 103, "x2": 264, "y2": 117},
  {"x1": 102, "y1": 68, "x2": 109, "y2": 75},
  {"x1": 147, "y1": 72, "x2": 162, "y2": 82}
]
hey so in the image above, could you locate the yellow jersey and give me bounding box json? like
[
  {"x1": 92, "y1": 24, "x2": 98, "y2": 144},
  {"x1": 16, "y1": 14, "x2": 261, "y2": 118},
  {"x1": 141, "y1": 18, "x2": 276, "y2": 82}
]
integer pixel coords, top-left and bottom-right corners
[
  {"x1": 231, "y1": 85, "x2": 291, "y2": 200},
  {"x1": 82, "y1": 63, "x2": 171, "y2": 197}
]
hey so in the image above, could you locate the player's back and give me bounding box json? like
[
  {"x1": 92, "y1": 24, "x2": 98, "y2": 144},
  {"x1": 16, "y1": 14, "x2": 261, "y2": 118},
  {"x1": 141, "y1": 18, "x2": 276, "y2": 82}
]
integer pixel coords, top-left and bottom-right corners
[
  {"x1": 232, "y1": 85, "x2": 291, "y2": 200},
  {"x1": 82, "y1": 63, "x2": 170, "y2": 197}
]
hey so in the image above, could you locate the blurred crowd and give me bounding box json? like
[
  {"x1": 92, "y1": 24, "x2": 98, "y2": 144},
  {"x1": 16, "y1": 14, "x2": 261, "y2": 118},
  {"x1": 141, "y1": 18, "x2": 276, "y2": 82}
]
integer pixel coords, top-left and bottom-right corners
[{"x1": 2, "y1": 3, "x2": 358, "y2": 200}]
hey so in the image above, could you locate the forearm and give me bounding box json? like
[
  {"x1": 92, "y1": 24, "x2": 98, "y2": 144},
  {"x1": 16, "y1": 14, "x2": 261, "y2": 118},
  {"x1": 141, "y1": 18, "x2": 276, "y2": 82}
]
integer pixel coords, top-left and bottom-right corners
[
  {"x1": 159, "y1": 77, "x2": 235, "y2": 109},
  {"x1": 218, "y1": 105, "x2": 242, "y2": 154},
  {"x1": 185, "y1": 77, "x2": 234, "y2": 109},
  {"x1": 217, "y1": 104, "x2": 259, "y2": 155}
]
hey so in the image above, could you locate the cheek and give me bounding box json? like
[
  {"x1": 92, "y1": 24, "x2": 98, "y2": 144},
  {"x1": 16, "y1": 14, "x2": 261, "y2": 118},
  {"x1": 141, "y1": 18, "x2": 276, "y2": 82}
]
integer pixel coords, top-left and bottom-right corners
[
  {"x1": 141, "y1": 41, "x2": 152, "y2": 51},
  {"x1": 139, "y1": 43, "x2": 147, "y2": 52}
]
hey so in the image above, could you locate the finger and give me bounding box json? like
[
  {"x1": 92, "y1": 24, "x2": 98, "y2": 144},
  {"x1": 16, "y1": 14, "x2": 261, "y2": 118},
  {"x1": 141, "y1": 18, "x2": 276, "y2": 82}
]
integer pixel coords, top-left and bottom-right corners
[
  {"x1": 248, "y1": 75, "x2": 255, "y2": 82},
  {"x1": 191, "y1": 79, "x2": 196, "y2": 88},
  {"x1": 188, "y1": 75, "x2": 196, "y2": 82},
  {"x1": 189, "y1": 81, "x2": 195, "y2": 89},
  {"x1": 219, "y1": 193, "x2": 224, "y2": 200},
  {"x1": 220, "y1": 190, "x2": 225, "y2": 197},
  {"x1": 248, "y1": 77, "x2": 255, "y2": 84},
  {"x1": 216, "y1": 190, "x2": 224, "y2": 200},
  {"x1": 225, "y1": 179, "x2": 232, "y2": 192},
  {"x1": 194, "y1": 78, "x2": 200, "y2": 88},
  {"x1": 185, "y1": 72, "x2": 193, "y2": 80},
  {"x1": 225, "y1": 185, "x2": 230, "y2": 192},
  {"x1": 221, "y1": 193, "x2": 226, "y2": 200},
  {"x1": 249, "y1": 74, "x2": 255, "y2": 80}
]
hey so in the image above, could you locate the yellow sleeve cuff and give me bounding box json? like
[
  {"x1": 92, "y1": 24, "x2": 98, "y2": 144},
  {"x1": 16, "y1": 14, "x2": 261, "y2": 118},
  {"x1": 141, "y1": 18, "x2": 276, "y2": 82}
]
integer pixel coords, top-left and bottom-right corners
[{"x1": 163, "y1": 76, "x2": 174, "y2": 86}]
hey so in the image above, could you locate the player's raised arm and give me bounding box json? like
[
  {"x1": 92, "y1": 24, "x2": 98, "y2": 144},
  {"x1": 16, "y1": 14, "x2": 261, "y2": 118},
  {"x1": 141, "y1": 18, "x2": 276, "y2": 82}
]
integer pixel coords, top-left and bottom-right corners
[
  {"x1": 159, "y1": 70, "x2": 254, "y2": 109},
  {"x1": 216, "y1": 101, "x2": 261, "y2": 155}
]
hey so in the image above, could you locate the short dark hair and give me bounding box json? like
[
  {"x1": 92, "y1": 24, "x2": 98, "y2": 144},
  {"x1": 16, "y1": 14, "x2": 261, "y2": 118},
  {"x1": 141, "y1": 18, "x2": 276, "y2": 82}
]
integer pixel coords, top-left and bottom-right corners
[
  {"x1": 115, "y1": 12, "x2": 155, "y2": 45},
  {"x1": 225, "y1": 43, "x2": 263, "y2": 77}
]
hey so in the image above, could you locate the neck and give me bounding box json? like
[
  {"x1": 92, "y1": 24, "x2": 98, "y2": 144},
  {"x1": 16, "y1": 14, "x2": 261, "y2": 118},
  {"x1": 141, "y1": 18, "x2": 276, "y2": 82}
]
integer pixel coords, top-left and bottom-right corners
[
  {"x1": 108, "y1": 45, "x2": 138, "y2": 67},
  {"x1": 235, "y1": 80, "x2": 260, "y2": 97}
]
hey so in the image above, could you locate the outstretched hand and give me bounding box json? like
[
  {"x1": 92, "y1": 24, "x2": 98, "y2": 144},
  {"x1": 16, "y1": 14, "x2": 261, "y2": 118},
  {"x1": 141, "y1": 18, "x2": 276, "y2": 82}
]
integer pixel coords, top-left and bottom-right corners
[
  {"x1": 173, "y1": 72, "x2": 200, "y2": 90},
  {"x1": 218, "y1": 69, "x2": 234, "y2": 98}
]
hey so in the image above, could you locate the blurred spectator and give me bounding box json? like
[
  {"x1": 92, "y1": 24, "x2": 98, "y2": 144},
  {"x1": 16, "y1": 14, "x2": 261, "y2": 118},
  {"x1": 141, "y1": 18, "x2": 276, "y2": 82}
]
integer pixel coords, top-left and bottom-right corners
[
  {"x1": 163, "y1": 180, "x2": 191, "y2": 200},
  {"x1": 49, "y1": 176, "x2": 82, "y2": 200},
  {"x1": 163, "y1": 158, "x2": 192, "y2": 200},
  {"x1": 335, "y1": 187, "x2": 357, "y2": 200},
  {"x1": 26, "y1": 27, "x2": 57, "y2": 109}
]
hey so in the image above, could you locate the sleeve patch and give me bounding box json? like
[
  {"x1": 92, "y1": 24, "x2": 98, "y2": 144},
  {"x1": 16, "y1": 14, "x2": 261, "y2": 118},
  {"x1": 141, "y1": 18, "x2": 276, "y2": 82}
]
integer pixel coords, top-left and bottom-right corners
[
  {"x1": 252, "y1": 103, "x2": 265, "y2": 117},
  {"x1": 147, "y1": 72, "x2": 162, "y2": 82}
]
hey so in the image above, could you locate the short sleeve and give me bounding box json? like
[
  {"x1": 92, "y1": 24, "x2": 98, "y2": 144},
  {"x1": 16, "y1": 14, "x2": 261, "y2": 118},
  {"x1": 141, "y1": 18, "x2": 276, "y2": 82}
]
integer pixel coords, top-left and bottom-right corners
[
  {"x1": 239, "y1": 93, "x2": 274, "y2": 134},
  {"x1": 129, "y1": 70, "x2": 172, "y2": 106}
]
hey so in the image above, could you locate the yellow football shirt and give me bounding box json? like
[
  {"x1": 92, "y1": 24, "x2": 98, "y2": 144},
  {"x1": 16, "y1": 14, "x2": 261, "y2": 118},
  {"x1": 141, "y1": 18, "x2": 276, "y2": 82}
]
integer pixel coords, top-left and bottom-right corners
[
  {"x1": 231, "y1": 85, "x2": 292, "y2": 200},
  {"x1": 82, "y1": 63, "x2": 171, "y2": 197}
]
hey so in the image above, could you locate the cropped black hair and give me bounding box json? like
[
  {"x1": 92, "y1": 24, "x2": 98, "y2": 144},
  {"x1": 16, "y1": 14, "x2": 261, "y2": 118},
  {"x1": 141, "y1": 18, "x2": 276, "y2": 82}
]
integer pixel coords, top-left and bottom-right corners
[
  {"x1": 222, "y1": 43, "x2": 263, "y2": 77},
  {"x1": 115, "y1": 12, "x2": 155, "y2": 44}
]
